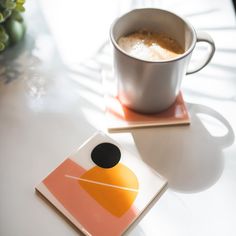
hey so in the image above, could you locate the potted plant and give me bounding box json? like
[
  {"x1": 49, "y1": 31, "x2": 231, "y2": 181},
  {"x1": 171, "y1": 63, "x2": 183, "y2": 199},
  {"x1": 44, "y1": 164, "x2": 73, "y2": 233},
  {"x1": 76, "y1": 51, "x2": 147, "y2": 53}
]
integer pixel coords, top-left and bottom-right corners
[{"x1": 0, "y1": 0, "x2": 26, "y2": 52}]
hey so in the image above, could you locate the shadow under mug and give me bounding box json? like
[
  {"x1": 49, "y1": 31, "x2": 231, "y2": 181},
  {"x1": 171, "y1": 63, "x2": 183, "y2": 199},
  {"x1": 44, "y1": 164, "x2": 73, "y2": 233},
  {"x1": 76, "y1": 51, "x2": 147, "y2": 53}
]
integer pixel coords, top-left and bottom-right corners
[{"x1": 110, "y1": 8, "x2": 215, "y2": 114}]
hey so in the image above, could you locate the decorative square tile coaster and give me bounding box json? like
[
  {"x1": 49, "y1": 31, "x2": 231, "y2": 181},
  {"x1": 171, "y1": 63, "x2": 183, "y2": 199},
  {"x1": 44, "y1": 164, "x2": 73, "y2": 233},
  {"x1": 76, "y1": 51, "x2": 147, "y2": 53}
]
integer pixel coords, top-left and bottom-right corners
[
  {"x1": 102, "y1": 70, "x2": 190, "y2": 132},
  {"x1": 36, "y1": 132, "x2": 167, "y2": 236}
]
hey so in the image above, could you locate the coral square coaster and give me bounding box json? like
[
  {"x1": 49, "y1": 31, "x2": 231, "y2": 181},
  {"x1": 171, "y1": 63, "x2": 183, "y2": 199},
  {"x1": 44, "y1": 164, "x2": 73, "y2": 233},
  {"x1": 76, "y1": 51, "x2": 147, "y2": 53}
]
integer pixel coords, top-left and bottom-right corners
[
  {"x1": 36, "y1": 132, "x2": 168, "y2": 236},
  {"x1": 102, "y1": 71, "x2": 191, "y2": 132}
]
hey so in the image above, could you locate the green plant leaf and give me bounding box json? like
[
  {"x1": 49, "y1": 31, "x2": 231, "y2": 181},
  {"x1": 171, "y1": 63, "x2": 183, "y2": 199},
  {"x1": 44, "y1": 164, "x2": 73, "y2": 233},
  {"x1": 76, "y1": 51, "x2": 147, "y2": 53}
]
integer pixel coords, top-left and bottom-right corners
[
  {"x1": 15, "y1": 3, "x2": 25, "y2": 12},
  {"x1": 0, "y1": 41, "x2": 5, "y2": 51},
  {"x1": 0, "y1": 29, "x2": 9, "y2": 42},
  {"x1": 0, "y1": 13, "x2": 4, "y2": 23},
  {"x1": 11, "y1": 9, "x2": 23, "y2": 21},
  {"x1": 3, "y1": 8, "x2": 11, "y2": 19},
  {"x1": 6, "y1": 18, "x2": 26, "y2": 44},
  {"x1": 16, "y1": 0, "x2": 25, "y2": 4},
  {"x1": 1, "y1": 0, "x2": 16, "y2": 10}
]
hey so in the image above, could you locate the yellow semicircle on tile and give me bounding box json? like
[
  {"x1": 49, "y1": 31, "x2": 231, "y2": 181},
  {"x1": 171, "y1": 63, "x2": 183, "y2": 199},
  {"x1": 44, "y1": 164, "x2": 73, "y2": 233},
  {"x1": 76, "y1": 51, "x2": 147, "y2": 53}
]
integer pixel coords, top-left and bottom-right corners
[{"x1": 79, "y1": 163, "x2": 139, "y2": 217}]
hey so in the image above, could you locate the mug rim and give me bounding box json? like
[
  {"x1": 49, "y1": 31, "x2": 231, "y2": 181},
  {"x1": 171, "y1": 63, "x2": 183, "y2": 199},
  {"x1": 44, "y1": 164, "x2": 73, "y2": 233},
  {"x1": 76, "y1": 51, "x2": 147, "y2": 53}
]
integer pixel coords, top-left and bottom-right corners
[{"x1": 110, "y1": 8, "x2": 197, "y2": 63}]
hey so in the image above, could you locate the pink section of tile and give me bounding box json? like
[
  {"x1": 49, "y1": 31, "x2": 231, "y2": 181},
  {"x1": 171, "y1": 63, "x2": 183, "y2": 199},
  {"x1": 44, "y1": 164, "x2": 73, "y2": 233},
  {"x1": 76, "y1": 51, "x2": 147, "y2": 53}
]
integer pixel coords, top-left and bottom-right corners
[{"x1": 43, "y1": 158, "x2": 138, "y2": 236}]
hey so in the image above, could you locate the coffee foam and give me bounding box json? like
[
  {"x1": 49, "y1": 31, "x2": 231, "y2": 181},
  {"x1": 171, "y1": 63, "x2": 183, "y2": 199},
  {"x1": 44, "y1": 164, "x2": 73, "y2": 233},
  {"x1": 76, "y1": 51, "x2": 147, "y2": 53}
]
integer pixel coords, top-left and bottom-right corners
[{"x1": 118, "y1": 30, "x2": 184, "y2": 61}]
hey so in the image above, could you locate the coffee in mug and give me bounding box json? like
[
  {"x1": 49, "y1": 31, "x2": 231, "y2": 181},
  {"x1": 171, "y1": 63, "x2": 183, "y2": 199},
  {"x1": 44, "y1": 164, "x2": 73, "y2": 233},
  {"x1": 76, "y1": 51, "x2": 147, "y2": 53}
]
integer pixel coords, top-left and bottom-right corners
[{"x1": 118, "y1": 29, "x2": 184, "y2": 61}]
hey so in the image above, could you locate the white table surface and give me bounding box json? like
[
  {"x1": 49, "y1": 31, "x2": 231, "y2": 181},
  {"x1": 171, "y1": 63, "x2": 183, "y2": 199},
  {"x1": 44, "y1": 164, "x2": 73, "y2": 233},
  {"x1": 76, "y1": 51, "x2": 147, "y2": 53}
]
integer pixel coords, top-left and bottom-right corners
[{"x1": 1, "y1": 0, "x2": 236, "y2": 235}]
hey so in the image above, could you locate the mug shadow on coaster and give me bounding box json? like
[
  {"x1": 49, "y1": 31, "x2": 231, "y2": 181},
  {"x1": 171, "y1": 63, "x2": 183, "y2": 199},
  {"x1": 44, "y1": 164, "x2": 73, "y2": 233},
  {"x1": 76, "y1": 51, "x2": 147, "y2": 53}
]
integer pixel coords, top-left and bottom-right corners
[{"x1": 131, "y1": 104, "x2": 234, "y2": 193}]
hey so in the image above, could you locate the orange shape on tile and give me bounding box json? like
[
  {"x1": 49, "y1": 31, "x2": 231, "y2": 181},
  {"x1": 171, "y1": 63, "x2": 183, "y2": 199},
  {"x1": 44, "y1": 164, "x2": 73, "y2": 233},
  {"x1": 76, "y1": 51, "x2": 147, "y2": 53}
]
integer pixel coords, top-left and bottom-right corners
[{"x1": 79, "y1": 163, "x2": 139, "y2": 217}]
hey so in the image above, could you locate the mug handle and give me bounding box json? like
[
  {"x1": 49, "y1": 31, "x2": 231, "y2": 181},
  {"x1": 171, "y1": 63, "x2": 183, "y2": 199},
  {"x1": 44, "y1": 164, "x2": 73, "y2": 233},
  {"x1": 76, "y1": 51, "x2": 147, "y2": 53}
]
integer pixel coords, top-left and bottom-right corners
[{"x1": 186, "y1": 31, "x2": 215, "y2": 75}]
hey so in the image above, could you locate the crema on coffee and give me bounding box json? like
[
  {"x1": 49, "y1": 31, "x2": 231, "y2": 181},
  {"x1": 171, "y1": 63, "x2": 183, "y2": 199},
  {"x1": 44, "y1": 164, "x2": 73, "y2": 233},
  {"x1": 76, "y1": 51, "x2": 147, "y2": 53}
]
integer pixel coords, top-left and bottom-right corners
[{"x1": 118, "y1": 30, "x2": 184, "y2": 61}]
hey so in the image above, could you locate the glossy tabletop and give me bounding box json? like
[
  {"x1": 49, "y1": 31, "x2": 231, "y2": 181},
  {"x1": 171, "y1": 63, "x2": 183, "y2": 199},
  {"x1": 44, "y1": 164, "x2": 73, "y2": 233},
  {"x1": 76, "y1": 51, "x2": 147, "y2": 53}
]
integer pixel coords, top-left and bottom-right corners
[{"x1": 0, "y1": 0, "x2": 236, "y2": 235}]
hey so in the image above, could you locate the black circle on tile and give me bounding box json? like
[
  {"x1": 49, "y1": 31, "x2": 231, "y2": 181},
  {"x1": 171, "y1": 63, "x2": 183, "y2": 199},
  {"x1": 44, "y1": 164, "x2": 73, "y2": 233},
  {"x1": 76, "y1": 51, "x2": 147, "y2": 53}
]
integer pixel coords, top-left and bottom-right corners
[{"x1": 91, "y1": 142, "x2": 121, "y2": 168}]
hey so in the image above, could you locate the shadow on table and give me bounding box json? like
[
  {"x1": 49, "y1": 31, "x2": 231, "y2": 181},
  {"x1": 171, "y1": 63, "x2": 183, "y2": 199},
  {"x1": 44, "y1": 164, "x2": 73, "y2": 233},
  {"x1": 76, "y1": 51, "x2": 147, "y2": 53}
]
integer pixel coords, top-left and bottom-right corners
[
  {"x1": 131, "y1": 103, "x2": 234, "y2": 193},
  {"x1": 0, "y1": 35, "x2": 35, "y2": 84}
]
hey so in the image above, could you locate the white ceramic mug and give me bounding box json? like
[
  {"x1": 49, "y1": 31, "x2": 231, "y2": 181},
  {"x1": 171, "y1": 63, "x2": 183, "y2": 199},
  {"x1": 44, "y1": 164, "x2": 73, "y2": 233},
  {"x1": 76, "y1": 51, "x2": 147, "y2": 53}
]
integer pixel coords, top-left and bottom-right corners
[{"x1": 110, "y1": 8, "x2": 215, "y2": 113}]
